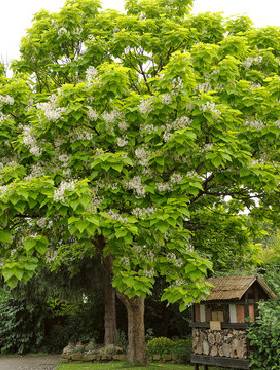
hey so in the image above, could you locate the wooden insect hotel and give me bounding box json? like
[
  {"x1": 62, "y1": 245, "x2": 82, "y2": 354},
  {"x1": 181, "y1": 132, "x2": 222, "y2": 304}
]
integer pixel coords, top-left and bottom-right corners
[{"x1": 190, "y1": 275, "x2": 276, "y2": 369}]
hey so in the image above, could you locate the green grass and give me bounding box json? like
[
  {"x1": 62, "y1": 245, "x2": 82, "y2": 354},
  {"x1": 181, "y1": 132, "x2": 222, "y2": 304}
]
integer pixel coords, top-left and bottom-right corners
[{"x1": 56, "y1": 362, "x2": 195, "y2": 370}]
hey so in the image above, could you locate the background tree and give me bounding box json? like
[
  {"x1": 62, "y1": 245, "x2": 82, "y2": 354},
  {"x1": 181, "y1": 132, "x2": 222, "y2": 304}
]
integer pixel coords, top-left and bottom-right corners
[{"x1": 0, "y1": 0, "x2": 280, "y2": 364}]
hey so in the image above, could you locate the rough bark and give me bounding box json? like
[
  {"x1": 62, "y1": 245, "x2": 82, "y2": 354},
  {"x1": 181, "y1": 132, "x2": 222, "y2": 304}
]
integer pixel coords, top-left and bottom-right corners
[
  {"x1": 118, "y1": 294, "x2": 146, "y2": 365},
  {"x1": 103, "y1": 255, "x2": 117, "y2": 345}
]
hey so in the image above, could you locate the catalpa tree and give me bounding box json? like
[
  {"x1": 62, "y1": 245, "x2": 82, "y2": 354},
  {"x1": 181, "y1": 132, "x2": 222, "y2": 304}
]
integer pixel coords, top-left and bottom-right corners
[{"x1": 1, "y1": 0, "x2": 280, "y2": 364}]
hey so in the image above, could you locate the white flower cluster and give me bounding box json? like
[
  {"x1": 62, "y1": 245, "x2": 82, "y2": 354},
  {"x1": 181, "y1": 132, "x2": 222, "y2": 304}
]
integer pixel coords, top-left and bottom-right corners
[
  {"x1": 140, "y1": 123, "x2": 159, "y2": 135},
  {"x1": 0, "y1": 185, "x2": 7, "y2": 195},
  {"x1": 24, "y1": 163, "x2": 44, "y2": 180},
  {"x1": 197, "y1": 82, "x2": 211, "y2": 92},
  {"x1": 87, "y1": 107, "x2": 98, "y2": 120},
  {"x1": 57, "y1": 27, "x2": 67, "y2": 36},
  {"x1": 86, "y1": 66, "x2": 98, "y2": 81},
  {"x1": 132, "y1": 207, "x2": 155, "y2": 218},
  {"x1": 36, "y1": 218, "x2": 48, "y2": 228},
  {"x1": 143, "y1": 269, "x2": 154, "y2": 278},
  {"x1": 37, "y1": 95, "x2": 66, "y2": 121},
  {"x1": 120, "y1": 256, "x2": 130, "y2": 267},
  {"x1": 118, "y1": 121, "x2": 128, "y2": 131},
  {"x1": 23, "y1": 126, "x2": 41, "y2": 157},
  {"x1": 46, "y1": 250, "x2": 58, "y2": 263},
  {"x1": 170, "y1": 173, "x2": 183, "y2": 184},
  {"x1": 126, "y1": 176, "x2": 146, "y2": 197},
  {"x1": 161, "y1": 94, "x2": 172, "y2": 105},
  {"x1": 157, "y1": 172, "x2": 184, "y2": 192},
  {"x1": 245, "y1": 119, "x2": 264, "y2": 130},
  {"x1": 163, "y1": 116, "x2": 192, "y2": 142},
  {"x1": 0, "y1": 95, "x2": 14, "y2": 105},
  {"x1": 135, "y1": 147, "x2": 149, "y2": 166},
  {"x1": 171, "y1": 279, "x2": 185, "y2": 288},
  {"x1": 92, "y1": 195, "x2": 103, "y2": 208},
  {"x1": 58, "y1": 154, "x2": 70, "y2": 168},
  {"x1": 139, "y1": 98, "x2": 153, "y2": 115},
  {"x1": 172, "y1": 77, "x2": 183, "y2": 90},
  {"x1": 54, "y1": 180, "x2": 76, "y2": 201},
  {"x1": 201, "y1": 102, "x2": 221, "y2": 116},
  {"x1": 276, "y1": 120, "x2": 280, "y2": 128},
  {"x1": 243, "y1": 56, "x2": 263, "y2": 69},
  {"x1": 108, "y1": 210, "x2": 128, "y2": 223},
  {"x1": 71, "y1": 130, "x2": 93, "y2": 142},
  {"x1": 157, "y1": 182, "x2": 172, "y2": 192},
  {"x1": 102, "y1": 110, "x2": 120, "y2": 123},
  {"x1": 0, "y1": 113, "x2": 6, "y2": 121},
  {"x1": 204, "y1": 143, "x2": 213, "y2": 151},
  {"x1": 116, "y1": 137, "x2": 128, "y2": 147},
  {"x1": 166, "y1": 252, "x2": 184, "y2": 267}
]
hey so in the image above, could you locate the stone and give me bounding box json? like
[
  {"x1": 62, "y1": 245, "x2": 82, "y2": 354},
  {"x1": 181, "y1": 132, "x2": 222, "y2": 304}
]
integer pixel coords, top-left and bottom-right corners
[
  {"x1": 113, "y1": 354, "x2": 127, "y2": 361},
  {"x1": 71, "y1": 353, "x2": 84, "y2": 361},
  {"x1": 83, "y1": 353, "x2": 97, "y2": 361},
  {"x1": 162, "y1": 354, "x2": 172, "y2": 362},
  {"x1": 202, "y1": 340, "x2": 209, "y2": 356},
  {"x1": 210, "y1": 345, "x2": 218, "y2": 357},
  {"x1": 153, "y1": 355, "x2": 161, "y2": 361}
]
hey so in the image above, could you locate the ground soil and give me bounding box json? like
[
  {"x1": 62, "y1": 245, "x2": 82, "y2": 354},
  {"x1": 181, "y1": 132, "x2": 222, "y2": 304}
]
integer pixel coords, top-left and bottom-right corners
[{"x1": 0, "y1": 355, "x2": 61, "y2": 370}]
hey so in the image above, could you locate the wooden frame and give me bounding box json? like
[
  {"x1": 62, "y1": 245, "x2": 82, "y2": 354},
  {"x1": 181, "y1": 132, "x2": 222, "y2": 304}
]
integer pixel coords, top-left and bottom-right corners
[{"x1": 191, "y1": 355, "x2": 250, "y2": 369}]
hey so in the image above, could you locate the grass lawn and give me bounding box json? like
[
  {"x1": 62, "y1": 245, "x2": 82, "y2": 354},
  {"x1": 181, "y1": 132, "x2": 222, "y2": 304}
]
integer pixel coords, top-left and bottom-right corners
[{"x1": 56, "y1": 362, "x2": 198, "y2": 370}]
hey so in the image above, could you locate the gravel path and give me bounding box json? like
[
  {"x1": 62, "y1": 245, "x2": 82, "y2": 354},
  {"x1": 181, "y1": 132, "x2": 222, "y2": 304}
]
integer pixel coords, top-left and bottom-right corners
[{"x1": 0, "y1": 355, "x2": 61, "y2": 370}]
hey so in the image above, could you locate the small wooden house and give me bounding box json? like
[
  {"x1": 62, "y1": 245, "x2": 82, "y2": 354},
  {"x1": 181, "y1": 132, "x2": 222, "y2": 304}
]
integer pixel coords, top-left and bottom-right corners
[{"x1": 190, "y1": 275, "x2": 276, "y2": 369}]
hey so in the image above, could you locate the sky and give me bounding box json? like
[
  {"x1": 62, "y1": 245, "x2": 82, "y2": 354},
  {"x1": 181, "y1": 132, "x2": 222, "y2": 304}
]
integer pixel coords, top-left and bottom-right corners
[{"x1": 0, "y1": 0, "x2": 280, "y2": 64}]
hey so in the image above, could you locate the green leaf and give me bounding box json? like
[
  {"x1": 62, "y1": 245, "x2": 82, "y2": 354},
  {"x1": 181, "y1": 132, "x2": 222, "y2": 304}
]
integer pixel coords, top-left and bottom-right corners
[{"x1": 0, "y1": 230, "x2": 13, "y2": 244}]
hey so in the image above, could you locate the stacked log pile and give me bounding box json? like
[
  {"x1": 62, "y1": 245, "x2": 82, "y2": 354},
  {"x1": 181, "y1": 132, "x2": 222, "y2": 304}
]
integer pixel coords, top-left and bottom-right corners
[{"x1": 192, "y1": 329, "x2": 247, "y2": 359}]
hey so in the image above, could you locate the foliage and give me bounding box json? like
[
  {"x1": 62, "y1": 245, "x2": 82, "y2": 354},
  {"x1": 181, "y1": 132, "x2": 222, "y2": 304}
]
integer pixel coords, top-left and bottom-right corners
[
  {"x1": 147, "y1": 337, "x2": 191, "y2": 362},
  {"x1": 1, "y1": 0, "x2": 280, "y2": 318},
  {"x1": 0, "y1": 290, "x2": 46, "y2": 354},
  {"x1": 248, "y1": 299, "x2": 280, "y2": 370}
]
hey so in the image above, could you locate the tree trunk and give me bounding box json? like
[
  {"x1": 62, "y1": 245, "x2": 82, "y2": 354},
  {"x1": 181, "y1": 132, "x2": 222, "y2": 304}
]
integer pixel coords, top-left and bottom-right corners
[
  {"x1": 103, "y1": 255, "x2": 117, "y2": 345},
  {"x1": 118, "y1": 294, "x2": 146, "y2": 365}
]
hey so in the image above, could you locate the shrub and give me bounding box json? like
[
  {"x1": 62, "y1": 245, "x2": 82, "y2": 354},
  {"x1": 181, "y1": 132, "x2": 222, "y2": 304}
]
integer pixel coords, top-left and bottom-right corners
[
  {"x1": 147, "y1": 336, "x2": 191, "y2": 363},
  {"x1": 248, "y1": 300, "x2": 280, "y2": 370},
  {"x1": 171, "y1": 338, "x2": 192, "y2": 363},
  {"x1": 147, "y1": 337, "x2": 175, "y2": 357}
]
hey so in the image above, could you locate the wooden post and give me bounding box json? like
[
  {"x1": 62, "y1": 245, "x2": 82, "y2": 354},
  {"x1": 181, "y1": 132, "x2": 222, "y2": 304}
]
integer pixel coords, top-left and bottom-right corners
[
  {"x1": 204, "y1": 366, "x2": 209, "y2": 370},
  {"x1": 195, "y1": 364, "x2": 199, "y2": 370}
]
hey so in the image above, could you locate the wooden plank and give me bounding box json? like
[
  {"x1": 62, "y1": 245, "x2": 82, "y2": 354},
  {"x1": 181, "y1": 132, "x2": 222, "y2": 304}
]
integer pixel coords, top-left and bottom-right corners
[
  {"x1": 195, "y1": 304, "x2": 201, "y2": 322},
  {"x1": 190, "y1": 322, "x2": 248, "y2": 329},
  {"x1": 237, "y1": 304, "x2": 245, "y2": 323},
  {"x1": 191, "y1": 355, "x2": 250, "y2": 369},
  {"x1": 200, "y1": 304, "x2": 206, "y2": 322},
  {"x1": 249, "y1": 304, "x2": 255, "y2": 322},
  {"x1": 229, "y1": 303, "x2": 237, "y2": 323}
]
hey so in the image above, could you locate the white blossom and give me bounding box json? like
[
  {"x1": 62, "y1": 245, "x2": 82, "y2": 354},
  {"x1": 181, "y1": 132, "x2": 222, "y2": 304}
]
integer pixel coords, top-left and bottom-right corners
[
  {"x1": 139, "y1": 98, "x2": 153, "y2": 114},
  {"x1": 243, "y1": 56, "x2": 263, "y2": 69},
  {"x1": 197, "y1": 82, "x2": 211, "y2": 92},
  {"x1": 54, "y1": 180, "x2": 76, "y2": 201},
  {"x1": 37, "y1": 218, "x2": 48, "y2": 228},
  {"x1": 120, "y1": 256, "x2": 130, "y2": 267},
  {"x1": 204, "y1": 143, "x2": 213, "y2": 151},
  {"x1": 58, "y1": 154, "x2": 69, "y2": 167},
  {"x1": 118, "y1": 121, "x2": 128, "y2": 131},
  {"x1": 163, "y1": 116, "x2": 191, "y2": 142},
  {"x1": 132, "y1": 207, "x2": 155, "y2": 218},
  {"x1": 201, "y1": 102, "x2": 221, "y2": 116},
  {"x1": 0, "y1": 95, "x2": 14, "y2": 105},
  {"x1": 135, "y1": 147, "x2": 149, "y2": 166},
  {"x1": 143, "y1": 269, "x2": 154, "y2": 278},
  {"x1": 108, "y1": 210, "x2": 128, "y2": 223},
  {"x1": 245, "y1": 119, "x2": 264, "y2": 130},
  {"x1": 46, "y1": 250, "x2": 58, "y2": 263},
  {"x1": 276, "y1": 120, "x2": 280, "y2": 128},
  {"x1": 24, "y1": 163, "x2": 44, "y2": 180},
  {"x1": 37, "y1": 95, "x2": 66, "y2": 121},
  {"x1": 157, "y1": 182, "x2": 172, "y2": 192},
  {"x1": 57, "y1": 27, "x2": 67, "y2": 36},
  {"x1": 0, "y1": 185, "x2": 7, "y2": 195},
  {"x1": 161, "y1": 94, "x2": 172, "y2": 105},
  {"x1": 86, "y1": 66, "x2": 98, "y2": 81},
  {"x1": 116, "y1": 137, "x2": 128, "y2": 147},
  {"x1": 102, "y1": 110, "x2": 120, "y2": 123},
  {"x1": 22, "y1": 126, "x2": 41, "y2": 157},
  {"x1": 170, "y1": 173, "x2": 183, "y2": 184},
  {"x1": 87, "y1": 107, "x2": 98, "y2": 120},
  {"x1": 126, "y1": 176, "x2": 146, "y2": 197}
]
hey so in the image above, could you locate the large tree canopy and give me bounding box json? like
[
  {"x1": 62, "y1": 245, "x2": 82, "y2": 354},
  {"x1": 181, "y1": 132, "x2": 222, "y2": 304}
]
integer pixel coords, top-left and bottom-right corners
[{"x1": 0, "y1": 0, "x2": 280, "y2": 363}]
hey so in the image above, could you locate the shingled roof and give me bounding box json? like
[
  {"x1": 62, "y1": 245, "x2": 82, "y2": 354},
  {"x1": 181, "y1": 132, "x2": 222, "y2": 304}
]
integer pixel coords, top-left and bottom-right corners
[{"x1": 205, "y1": 275, "x2": 277, "y2": 301}]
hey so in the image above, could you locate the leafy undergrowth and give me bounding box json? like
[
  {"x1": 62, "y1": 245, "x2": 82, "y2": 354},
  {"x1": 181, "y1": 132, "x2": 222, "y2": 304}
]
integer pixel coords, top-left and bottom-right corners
[{"x1": 56, "y1": 362, "x2": 198, "y2": 370}]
